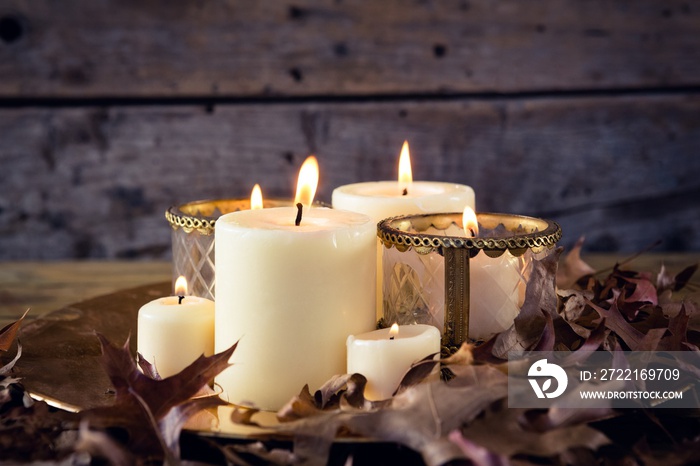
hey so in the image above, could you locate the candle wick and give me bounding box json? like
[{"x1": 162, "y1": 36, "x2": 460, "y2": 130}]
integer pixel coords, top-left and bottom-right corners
[
  {"x1": 469, "y1": 228, "x2": 476, "y2": 237},
  {"x1": 402, "y1": 188, "x2": 408, "y2": 196},
  {"x1": 295, "y1": 202, "x2": 303, "y2": 226},
  {"x1": 178, "y1": 295, "x2": 184, "y2": 304},
  {"x1": 390, "y1": 336, "x2": 395, "y2": 340}
]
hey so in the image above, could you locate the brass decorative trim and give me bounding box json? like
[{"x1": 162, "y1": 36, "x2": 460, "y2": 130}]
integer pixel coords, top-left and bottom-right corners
[
  {"x1": 444, "y1": 248, "x2": 470, "y2": 346},
  {"x1": 165, "y1": 198, "x2": 329, "y2": 235},
  {"x1": 378, "y1": 212, "x2": 562, "y2": 257}
]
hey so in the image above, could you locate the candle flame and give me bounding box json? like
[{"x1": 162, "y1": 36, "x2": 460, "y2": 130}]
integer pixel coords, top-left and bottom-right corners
[
  {"x1": 294, "y1": 155, "x2": 319, "y2": 209},
  {"x1": 389, "y1": 323, "x2": 399, "y2": 338},
  {"x1": 174, "y1": 275, "x2": 188, "y2": 296},
  {"x1": 250, "y1": 184, "x2": 263, "y2": 210},
  {"x1": 462, "y1": 206, "x2": 479, "y2": 237},
  {"x1": 398, "y1": 141, "x2": 413, "y2": 193}
]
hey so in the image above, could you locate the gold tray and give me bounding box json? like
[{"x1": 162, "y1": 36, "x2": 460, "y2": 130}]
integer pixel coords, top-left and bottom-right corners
[{"x1": 14, "y1": 281, "x2": 283, "y2": 439}]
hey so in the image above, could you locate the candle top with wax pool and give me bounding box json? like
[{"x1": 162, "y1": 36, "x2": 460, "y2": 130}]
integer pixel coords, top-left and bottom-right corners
[
  {"x1": 332, "y1": 181, "x2": 475, "y2": 223},
  {"x1": 216, "y1": 206, "x2": 372, "y2": 232},
  {"x1": 333, "y1": 181, "x2": 473, "y2": 199},
  {"x1": 348, "y1": 324, "x2": 440, "y2": 343},
  {"x1": 150, "y1": 296, "x2": 212, "y2": 306}
]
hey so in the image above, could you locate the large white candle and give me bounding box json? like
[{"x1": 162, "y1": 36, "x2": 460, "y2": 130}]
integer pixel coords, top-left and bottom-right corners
[
  {"x1": 137, "y1": 276, "x2": 215, "y2": 378},
  {"x1": 332, "y1": 142, "x2": 475, "y2": 316},
  {"x1": 215, "y1": 157, "x2": 376, "y2": 410},
  {"x1": 346, "y1": 323, "x2": 441, "y2": 400}
]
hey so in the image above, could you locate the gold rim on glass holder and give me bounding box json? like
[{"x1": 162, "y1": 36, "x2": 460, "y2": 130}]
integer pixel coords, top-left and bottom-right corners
[
  {"x1": 378, "y1": 212, "x2": 562, "y2": 348},
  {"x1": 165, "y1": 198, "x2": 329, "y2": 235}
]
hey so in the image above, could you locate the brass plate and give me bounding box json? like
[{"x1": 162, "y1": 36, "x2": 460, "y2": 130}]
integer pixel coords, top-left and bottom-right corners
[
  {"x1": 14, "y1": 282, "x2": 284, "y2": 437},
  {"x1": 16, "y1": 282, "x2": 171, "y2": 411}
]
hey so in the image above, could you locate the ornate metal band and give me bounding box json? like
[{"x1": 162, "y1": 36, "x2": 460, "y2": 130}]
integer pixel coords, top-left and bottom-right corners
[
  {"x1": 165, "y1": 208, "x2": 217, "y2": 235},
  {"x1": 166, "y1": 198, "x2": 330, "y2": 236},
  {"x1": 378, "y1": 212, "x2": 562, "y2": 257},
  {"x1": 166, "y1": 198, "x2": 258, "y2": 236}
]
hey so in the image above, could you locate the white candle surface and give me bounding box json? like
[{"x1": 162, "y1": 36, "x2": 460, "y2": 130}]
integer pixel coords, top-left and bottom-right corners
[
  {"x1": 137, "y1": 295, "x2": 215, "y2": 378},
  {"x1": 469, "y1": 251, "x2": 523, "y2": 340},
  {"x1": 332, "y1": 181, "x2": 475, "y2": 317},
  {"x1": 215, "y1": 206, "x2": 376, "y2": 410},
  {"x1": 332, "y1": 181, "x2": 475, "y2": 223},
  {"x1": 347, "y1": 324, "x2": 441, "y2": 400},
  {"x1": 461, "y1": 208, "x2": 523, "y2": 340}
]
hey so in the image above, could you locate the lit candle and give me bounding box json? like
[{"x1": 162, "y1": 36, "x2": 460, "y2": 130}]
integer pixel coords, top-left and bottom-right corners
[
  {"x1": 215, "y1": 156, "x2": 376, "y2": 410},
  {"x1": 332, "y1": 141, "x2": 475, "y2": 315},
  {"x1": 332, "y1": 141, "x2": 475, "y2": 221},
  {"x1": 137, "y1": 276, "x2": 215, "y2": 378},
  {"x1": 250, "y1": 183, "x2": 263, "y2": 210},
  {"x1": 462, "y1": 207, "x2": 522, "y2": 340},
  {"x1": 346, "y1": 323, "x2": 441, "y2": 400}
]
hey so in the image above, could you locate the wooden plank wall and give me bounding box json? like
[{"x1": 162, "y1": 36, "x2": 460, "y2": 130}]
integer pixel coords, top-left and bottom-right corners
[{"x1": 0, "y1": 0, "x2": 699, "y2": 260}]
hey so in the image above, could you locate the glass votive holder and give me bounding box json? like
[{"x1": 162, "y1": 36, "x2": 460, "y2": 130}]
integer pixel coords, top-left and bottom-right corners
[
  {"x1": 165, "y1": 198, "x2": 325, "y2": 300},
  {"x1": 377, "y1": 212, "x2": 562, "y2": 349}
]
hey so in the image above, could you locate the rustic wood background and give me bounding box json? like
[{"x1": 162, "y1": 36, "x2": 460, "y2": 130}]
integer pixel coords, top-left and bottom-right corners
[{"x1": 1, "y1": 0, "x2": 699, "y2": 260}]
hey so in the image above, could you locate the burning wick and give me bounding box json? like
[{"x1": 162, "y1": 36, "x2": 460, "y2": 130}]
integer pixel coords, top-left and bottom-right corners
[
  {"x1": 389, "y1": 322, "x2": 399, "y2": 340},
  {"x1": 462, "y1": 206, "x2": 479, "y2": 239},
  {"x1": 295, "y1": 202, "x2": 303, "y2": 226},
  {"x1": 402, "y1": 188, "x2": 408, "y2": 196},
  {"x1": 174, "y1": 275, "x2": 188, "y2": 305}
]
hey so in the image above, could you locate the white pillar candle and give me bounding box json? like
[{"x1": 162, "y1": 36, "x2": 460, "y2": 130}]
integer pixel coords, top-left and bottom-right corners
[
  {"x1": 332, "y1": 143, "x2": 475, "y2": 317},
  {"x1": 332, "y1": 180, "x2": 475, "y2": 222},
  {"x1": 137, "y1": 278, "x2": 215, "y2": 378},
  {"x1": 346, "y1": 323, "x2": 441, "y2": 400},
  {"x1": 215, "y1": 206, "x2": 376, "y2": 410}
]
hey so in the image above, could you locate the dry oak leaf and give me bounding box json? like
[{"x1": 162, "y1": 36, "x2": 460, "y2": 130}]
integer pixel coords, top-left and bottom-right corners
[
  {"x1": 81, "y1": 333, "x2": 236, "y2": 458},
  {"x1": 556, "y1": 236, "x2": 595, "y2": 289},
  {"x1": 0, "y1": 308, "x2": 29, "y2": 352}
]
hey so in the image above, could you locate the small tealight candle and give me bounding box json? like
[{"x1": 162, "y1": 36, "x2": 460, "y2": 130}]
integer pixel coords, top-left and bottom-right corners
[
  {"x1": 346, "y1": 323, "x2": 441, "y2": 400},
  {"x1": 137, "y1": 276, "x2": 215, "y2": 378}
]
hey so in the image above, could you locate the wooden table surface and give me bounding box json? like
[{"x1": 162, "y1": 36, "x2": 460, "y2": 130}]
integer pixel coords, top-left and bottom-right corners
[{"x1": 1, "y1": 253, "x2": 699, "y2": 328}]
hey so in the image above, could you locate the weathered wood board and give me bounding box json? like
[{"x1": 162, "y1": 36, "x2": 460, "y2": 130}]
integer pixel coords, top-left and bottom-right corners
[
  {"x1": 0, "y1": 1, "x2": 698, "y2": 259},
  {"x1": 0, "y1": 95, "x2": 698, "y2": 259},
  {"x1": 0, "y1": 0, "x2": 699, "y2": 97}
]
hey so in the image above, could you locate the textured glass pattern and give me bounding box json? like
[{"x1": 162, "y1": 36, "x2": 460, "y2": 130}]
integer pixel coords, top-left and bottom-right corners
[
  {"x1": 171, "y1": 229, "x2": 216, "y2": 300},
  {"x1": 383, "y1": 246, "x2": 445, "y2": 329},
  {"x1": 382, "y1": 245, "x2": 555, "y2": 341}
]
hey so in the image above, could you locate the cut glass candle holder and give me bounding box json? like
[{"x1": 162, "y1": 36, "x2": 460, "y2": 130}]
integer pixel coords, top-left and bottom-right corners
[
  {"x1": 377, "y1": 212, "x2": 562, "y2": 349},
  {"x1": 166, "y1": 198, "x2": 326, "y2": 300}
]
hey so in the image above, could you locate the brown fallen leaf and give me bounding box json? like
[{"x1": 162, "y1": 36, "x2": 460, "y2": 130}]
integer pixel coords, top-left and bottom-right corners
[
  {"x1": 556, "y1": 237, "x2": 595, "y2": 289},
  {"x1": 458, "y1": 402, "x2": 609, "y2": 459},
  {"x1": 0, "y1": 308, "x2": 29, "y2": 352},
  {"x1": 81, "y1": 333, "x2": 238, "y2": 460}
]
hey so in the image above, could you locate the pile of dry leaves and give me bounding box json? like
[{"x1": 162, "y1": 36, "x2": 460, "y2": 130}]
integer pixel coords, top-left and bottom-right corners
[{"x1": 1, "y1": 241, "x2": 698, "y2": 466}]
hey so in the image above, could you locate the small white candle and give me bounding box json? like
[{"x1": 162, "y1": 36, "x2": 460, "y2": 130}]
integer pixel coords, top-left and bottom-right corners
[
  {"x1": 332, "y1": 142, "x2": 475, "y2": 315},
  {"x1": 215, "y1": 157, "x2": 376, "y2": 410},
  {"x1": 346, "y1": 323, "x2": 441, "y2": 400},
  {"x1": 137, "y1": 276, "x2": 215, "y2": 378}
]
